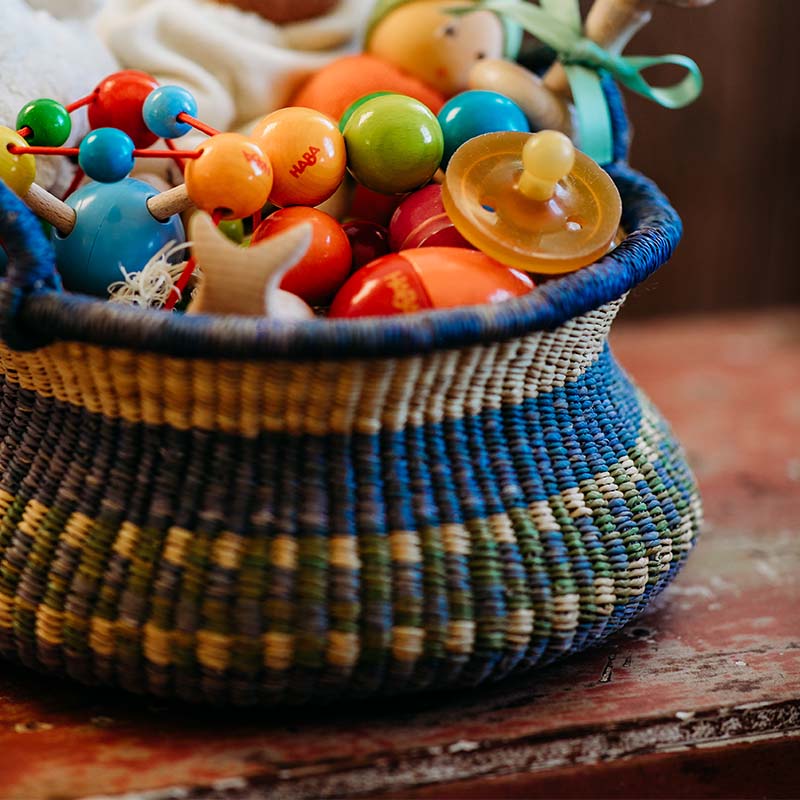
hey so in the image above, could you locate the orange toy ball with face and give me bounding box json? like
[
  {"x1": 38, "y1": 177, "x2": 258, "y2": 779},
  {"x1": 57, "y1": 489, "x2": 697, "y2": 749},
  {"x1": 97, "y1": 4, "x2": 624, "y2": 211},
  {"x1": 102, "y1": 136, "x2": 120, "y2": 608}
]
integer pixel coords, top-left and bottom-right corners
[
  {"x1": 291, "y1": 54, "x2": 446, "y2": 122},
  {"x1": 252, "y1": 207, "x2": 352, "y2": 306}
]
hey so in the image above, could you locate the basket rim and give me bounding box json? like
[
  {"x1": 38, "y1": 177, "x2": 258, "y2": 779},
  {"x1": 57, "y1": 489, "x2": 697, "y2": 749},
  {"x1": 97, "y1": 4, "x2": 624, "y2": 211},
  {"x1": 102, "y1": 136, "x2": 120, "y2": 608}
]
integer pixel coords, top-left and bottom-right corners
[{"x1": 0, "y1": 164, "x2": 681, "y2": 361}]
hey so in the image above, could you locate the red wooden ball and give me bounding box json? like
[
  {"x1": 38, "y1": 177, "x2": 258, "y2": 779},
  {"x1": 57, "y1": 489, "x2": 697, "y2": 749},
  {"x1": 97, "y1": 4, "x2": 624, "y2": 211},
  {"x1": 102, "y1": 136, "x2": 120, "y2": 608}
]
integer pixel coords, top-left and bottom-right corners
[
  {"x1": 88, "y1": 70, "x2": 161, "y2": 148},
  {"x1": 252, "y1": 207, "x2": 352, "y2": 305},
  {"x1": 389, "y1": 184, "x2": 474, "y2": 251}
]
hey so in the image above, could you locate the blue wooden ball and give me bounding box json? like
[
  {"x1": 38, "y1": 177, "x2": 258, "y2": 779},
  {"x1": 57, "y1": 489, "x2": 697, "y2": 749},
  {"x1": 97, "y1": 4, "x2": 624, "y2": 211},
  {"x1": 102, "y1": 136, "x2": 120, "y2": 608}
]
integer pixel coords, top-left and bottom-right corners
[
  {"x1": 437, "y1": 90, "x2": 530, "y2": 169},
  {"x1": 79, "y1": 128, "x2": 136, "y2": 183},
  {"x1": 53, "y1": 178, "x2": 185, "y2": 297},
  {"x1": 143, "y1": 86, "x2": 198, "y2": 140}
]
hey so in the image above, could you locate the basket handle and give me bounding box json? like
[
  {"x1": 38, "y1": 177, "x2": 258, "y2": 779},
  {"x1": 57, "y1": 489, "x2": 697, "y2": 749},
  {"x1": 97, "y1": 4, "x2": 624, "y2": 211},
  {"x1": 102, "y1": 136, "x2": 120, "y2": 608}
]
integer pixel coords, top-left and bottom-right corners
[{"x1": 0, "y1": 181, "x2": 62, "y2": 351}]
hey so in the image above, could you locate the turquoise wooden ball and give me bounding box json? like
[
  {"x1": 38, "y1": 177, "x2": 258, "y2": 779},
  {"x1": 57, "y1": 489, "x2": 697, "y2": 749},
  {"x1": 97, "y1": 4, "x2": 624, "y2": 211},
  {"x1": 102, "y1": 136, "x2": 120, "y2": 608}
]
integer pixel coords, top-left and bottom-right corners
[
  {"x1": 438, "y1": 90, "x2": 530, "y2": 168},
  {"x1": 343, "y1": 94, "x2": 444, "y2": 195},
  {"x1": 53, "y1": 178, "x2": 185, "y2": 297}
]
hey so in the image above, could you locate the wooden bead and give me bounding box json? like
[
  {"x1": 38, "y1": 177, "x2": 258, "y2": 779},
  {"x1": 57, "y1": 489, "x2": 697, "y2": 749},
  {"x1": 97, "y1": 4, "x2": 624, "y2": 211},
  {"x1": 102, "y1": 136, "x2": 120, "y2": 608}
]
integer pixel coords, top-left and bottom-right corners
[
  {"x1": 16, "y1": 99, "x2": 72, "y2": 147},
  {"x1": 184, "y1": 133, "x2": 273, "y2": 221},
  {"x1": 343, "y1": 94, "x2": 443, "y2": 195},
  {"x1": 88, "y1": 70, "x2": 161, "y2": 149},
  {"x1": 252, "y1": 207, "x2": 351, "y2": 305},
  {"x1": 291, "y1": 54, "x2": 445, "y2": 122},
  {"x1": 0, "y1": 126, "x2": 36, "y2": 197},
  {"x1": 252, "y1": 107, "x2": 346, "y2": 208}
]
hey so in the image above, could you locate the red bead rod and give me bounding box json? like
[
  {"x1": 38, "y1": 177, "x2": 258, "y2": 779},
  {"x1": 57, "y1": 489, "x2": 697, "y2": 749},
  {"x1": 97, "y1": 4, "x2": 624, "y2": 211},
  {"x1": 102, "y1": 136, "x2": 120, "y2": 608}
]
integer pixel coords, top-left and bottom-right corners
[
  {"x1": 65, "y1": 94, "x2": 96, "y2": 114},
  {"x1": 176, "y1": 112, "x2": 220, "y2": 137}
]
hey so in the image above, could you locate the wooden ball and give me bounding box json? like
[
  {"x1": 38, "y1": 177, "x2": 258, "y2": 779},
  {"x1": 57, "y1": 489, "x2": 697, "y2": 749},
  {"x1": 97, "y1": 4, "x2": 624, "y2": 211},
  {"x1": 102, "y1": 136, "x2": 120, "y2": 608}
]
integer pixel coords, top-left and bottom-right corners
[
  {"x1": 252, "y1": 207, "x2": 352, "y2": 305},
  {"x1": 184, "y1": 133, "x2": 273, "y2": 220},
  {"x1": 252, "y1": 107, "x2": 346, "y2": 208},
  {"x1": 291, "y1": 54, "x2": 445, "y2": 122},
  {"x1": 343, "y1": 94, "x2": 444, "y2": 195}
]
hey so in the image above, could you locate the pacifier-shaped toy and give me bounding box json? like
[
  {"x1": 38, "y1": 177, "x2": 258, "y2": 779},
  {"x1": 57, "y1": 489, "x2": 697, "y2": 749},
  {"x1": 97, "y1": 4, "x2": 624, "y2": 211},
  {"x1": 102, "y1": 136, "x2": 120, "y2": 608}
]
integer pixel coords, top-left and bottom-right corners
[{"x1": 441, "y1": 130, "x2": 622, "y2": 274}]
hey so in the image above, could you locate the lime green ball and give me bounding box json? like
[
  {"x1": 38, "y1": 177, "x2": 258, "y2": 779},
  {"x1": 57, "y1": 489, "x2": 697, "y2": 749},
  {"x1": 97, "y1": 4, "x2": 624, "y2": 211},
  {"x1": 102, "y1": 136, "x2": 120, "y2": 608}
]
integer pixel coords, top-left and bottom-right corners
[
  {"x1": 16, "y1": 98, "x2": 72, "y2": 147},
  {"x1": 343, "y1": 94, "x2": 444, "y2": 195}
]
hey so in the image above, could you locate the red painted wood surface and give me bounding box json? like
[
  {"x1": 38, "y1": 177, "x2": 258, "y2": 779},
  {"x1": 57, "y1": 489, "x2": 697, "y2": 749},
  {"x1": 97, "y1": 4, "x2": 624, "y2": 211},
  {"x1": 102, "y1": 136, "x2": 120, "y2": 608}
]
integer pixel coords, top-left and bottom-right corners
[{"x1": 0, "y1": 310, "x2": 798, "y2": 800}]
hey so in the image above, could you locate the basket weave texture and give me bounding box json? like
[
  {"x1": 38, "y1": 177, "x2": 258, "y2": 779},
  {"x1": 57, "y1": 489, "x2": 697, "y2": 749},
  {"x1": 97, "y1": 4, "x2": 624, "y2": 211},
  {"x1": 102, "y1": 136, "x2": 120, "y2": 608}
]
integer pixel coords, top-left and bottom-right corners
[{"x1": 0, "y1": 97, "x2": 701, "y2": 704}]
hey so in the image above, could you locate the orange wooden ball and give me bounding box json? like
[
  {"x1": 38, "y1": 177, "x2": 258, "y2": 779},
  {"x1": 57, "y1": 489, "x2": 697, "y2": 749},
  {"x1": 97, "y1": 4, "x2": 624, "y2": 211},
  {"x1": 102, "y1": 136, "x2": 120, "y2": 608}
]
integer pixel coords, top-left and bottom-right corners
[
  {"x1": 185, "y1": 133, "x2": 273, "y2": 220},
  {"x1": 251, "y1": 207, "x2": 352, "y2": 305},
  {"x1": 291, "y1": 54, "x2": 446, "y2": 122},
  {"x1": 252, "y1": 107, "x2": 346, "y2": 208}
]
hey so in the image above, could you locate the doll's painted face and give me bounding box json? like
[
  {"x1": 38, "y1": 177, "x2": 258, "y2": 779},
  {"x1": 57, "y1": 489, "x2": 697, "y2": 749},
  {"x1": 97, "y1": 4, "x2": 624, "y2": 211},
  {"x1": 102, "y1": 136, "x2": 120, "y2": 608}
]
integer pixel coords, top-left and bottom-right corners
[
  {"x1": 215, "y1": 0, "x2": 339, "y2": 23},
  {"x1": 368, "y1": 0, "x2": 506, "y2": 96}
]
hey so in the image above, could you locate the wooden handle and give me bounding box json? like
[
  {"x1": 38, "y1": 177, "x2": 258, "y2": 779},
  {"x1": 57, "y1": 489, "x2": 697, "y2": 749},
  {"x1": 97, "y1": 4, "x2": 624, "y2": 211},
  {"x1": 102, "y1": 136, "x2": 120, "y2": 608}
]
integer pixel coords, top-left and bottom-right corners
[
  {"x1": 22, "y1": 184, "x2": 76, "y2": 237},
  {"x1": 544, "y1": 0, "x2": 657, "y2": 95},
  {"x1": 146, "y1": 184, "x2": 194, "y2": 221}
]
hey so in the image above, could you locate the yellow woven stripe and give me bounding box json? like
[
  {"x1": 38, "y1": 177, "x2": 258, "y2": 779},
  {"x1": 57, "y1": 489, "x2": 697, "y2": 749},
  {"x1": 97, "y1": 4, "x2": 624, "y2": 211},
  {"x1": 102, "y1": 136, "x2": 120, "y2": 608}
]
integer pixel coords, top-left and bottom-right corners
[
  {"x1": 327, "y1": 630, "x2": 359, "y2": 668},
  {"x1": 263, "y1": 631, "x2": 293, "y2": 671},
  {"x1": 0, "y1": 303, "x2": 619, "y2": 437},
  {"x1": 0, "y1": 591, "x2": 13, "y2": 631}
]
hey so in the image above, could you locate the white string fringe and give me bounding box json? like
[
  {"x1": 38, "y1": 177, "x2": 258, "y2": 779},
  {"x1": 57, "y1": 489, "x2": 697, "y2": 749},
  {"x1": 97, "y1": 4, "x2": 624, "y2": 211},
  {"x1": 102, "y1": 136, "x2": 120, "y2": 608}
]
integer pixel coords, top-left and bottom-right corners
[{"x1": 108, "y1": 240, "x2": 196, "y2": 308}]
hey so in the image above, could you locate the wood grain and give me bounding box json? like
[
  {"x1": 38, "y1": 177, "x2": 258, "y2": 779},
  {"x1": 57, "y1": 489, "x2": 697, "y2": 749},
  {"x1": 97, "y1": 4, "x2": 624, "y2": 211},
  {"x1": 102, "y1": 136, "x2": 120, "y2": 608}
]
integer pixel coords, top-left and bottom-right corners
[{"x1": 619, "y1": 0, "x2": 800, "y2": 316}]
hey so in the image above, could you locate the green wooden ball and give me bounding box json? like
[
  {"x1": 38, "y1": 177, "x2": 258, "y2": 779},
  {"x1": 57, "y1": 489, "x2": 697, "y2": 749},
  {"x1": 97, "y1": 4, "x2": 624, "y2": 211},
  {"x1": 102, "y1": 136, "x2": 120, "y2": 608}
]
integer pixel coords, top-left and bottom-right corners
[
  {"x1": 343, "y1": 94, "x2": 443, "y2": 195},
  {"x1": 16, "y1": 98, "x2": 72, "y2": 147}
]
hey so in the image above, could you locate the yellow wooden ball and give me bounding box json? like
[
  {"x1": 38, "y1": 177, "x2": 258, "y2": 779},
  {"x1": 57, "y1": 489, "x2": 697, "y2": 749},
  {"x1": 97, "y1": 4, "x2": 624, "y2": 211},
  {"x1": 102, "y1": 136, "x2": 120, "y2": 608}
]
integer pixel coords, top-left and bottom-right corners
[{"x1": 0, "y1": 126, "x2": 36, "y2": 197}]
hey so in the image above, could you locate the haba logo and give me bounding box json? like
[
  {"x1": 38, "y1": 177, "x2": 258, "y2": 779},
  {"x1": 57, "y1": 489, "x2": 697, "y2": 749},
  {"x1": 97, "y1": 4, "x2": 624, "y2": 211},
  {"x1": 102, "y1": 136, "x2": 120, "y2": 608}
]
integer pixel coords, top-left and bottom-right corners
[
  {"x1": 243, "y1": 149, "x2": 270, "y2": 175},
  {"x1": 289, "y1": 146, "x2": 322, "y2": 179},
  {"x1": 385, "y1": 270, "x2": 422, "y2": 313}
]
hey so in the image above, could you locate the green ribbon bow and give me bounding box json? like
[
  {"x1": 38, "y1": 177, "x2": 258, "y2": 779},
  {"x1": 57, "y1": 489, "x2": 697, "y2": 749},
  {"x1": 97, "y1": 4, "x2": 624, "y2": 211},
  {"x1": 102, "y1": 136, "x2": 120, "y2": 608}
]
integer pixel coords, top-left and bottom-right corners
[{"x1": 452, "y1": 0, "x2": 704, "y2": 164}]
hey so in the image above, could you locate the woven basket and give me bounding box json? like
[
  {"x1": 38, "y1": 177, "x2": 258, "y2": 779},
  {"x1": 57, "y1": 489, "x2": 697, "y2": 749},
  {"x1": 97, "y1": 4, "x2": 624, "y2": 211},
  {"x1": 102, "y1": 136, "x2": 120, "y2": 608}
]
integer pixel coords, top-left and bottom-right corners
[{"x1": 0, "y1": 95, "x2": 701, "y2": 706}]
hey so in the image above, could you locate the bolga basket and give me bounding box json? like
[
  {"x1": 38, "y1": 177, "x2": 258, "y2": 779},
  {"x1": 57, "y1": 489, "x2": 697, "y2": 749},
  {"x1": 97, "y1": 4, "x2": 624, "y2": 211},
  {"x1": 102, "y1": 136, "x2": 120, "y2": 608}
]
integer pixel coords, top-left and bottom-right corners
[{"x1": 0, "y1": 94, "x2": 701, "y2": 706}]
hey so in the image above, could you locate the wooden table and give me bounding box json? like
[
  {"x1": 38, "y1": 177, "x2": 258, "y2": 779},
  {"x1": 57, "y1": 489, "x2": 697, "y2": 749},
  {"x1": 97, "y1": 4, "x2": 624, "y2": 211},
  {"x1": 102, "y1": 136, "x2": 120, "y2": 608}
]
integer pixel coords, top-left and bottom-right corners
[{"x1": 0, "y1": 310, "x2": 798, "y2": 800}]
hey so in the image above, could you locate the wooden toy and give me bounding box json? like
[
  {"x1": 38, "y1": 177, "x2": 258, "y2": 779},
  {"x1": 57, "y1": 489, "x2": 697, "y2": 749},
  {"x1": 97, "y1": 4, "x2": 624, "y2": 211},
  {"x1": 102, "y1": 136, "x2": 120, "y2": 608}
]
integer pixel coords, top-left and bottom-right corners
[
  {"x1": 329, "y1": 246, "x2": 534, "y2": 318},
  {"x1": 545, "y1": 0, "x2": 719, "y2": 96},
  {"x1": 342, "y1": 220, "x2": 391, "y2": 272},
  {"x1": 142, "y1": 85, "x2": 199, "y2": 140},
  {"x1": 87, "y1": 70, "x2": 161, "y2": 149},
  {"x1": 291, "y1": 54, "x2": 446, "y2": 122},
  {"x1": 252, "y1": 207, "x2": 352, "y2": 305},
  {"x1": 365, "y1": 0, "x2": 523, "y2": 96},
  {"x1": 184, "y1": 132, "x2": 273, "y2": 220},
  {"x1": 389, "y1": 184, "x2": 473, "y2": 251},
  {"x1": 437, "y1": 89, "x2": 529, "y2": 168},
  {"x1": 51, "y1": 178, "x2": 185, "y2": 297},
  {"x1": 342, "y1": 94, "x2": 443, "y2": 195},
  {"x1": 467, "y1": 0, "x2": 712, "y2": 162},
  {"x1": 468, "y1": 58, "x2": 572, "y2": 136},
  {"x1": 251, "y1": 107, "x2": 346, "y2": 208},
  {"x1": 0, "y1": 126, "x2": 37, "y2": 197},
  {"x1": 188, "y1": 212, "x2": 315, "y2": 319},
  {"x1": 78, "y1": 128, "x2": 136, "y2": 183},
  {"x1": 15, "y1": 99, "x2": 72, "y2": 147},
  {"x1": 441, "y1": 130, "x2": 622, "y2": 274}
]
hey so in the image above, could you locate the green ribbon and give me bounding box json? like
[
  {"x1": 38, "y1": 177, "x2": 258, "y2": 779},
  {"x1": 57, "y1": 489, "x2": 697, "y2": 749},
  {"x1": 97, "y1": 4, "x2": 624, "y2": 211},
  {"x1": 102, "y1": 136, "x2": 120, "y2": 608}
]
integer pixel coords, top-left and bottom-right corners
[{"x1": 451, "y1": 0, "x2": 704, "y2": 164}]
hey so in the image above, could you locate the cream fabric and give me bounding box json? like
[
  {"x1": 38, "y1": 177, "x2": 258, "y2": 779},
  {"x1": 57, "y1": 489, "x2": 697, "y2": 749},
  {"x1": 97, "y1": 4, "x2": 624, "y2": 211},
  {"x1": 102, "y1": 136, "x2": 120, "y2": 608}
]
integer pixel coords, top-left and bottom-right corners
[
  {"x1": 94, "y1": 0, "x2": 374, "y2": 137},
  {"x1": 0, "y1": 0, "x2": 118, "y2": 194}
]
